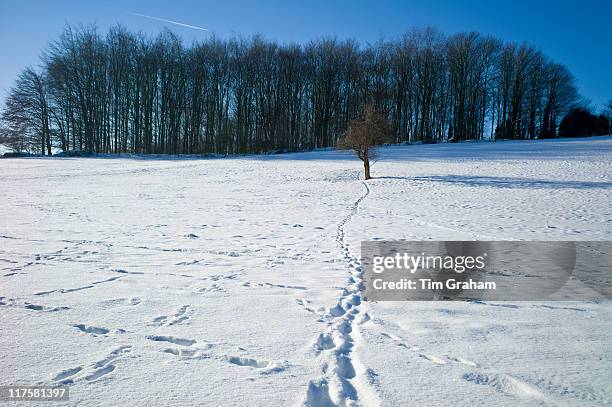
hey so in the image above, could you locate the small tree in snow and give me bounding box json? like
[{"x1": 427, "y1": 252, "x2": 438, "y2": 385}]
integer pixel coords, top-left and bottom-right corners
[
  {"x1": 606, "y1": 99, "x2": 612, "y2": 135},
  {"x1": 338, "y1": 105, "x2": 388, "y2": 180}
]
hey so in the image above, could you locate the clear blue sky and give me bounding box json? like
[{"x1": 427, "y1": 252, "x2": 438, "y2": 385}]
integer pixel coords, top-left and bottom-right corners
[{"x1": 1, "y1": 0, "x2": 610, "y2": 110}]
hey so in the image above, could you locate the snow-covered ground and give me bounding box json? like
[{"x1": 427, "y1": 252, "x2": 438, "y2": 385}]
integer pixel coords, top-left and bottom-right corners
[{"x1": 1, "y1": 137, "x2": 611, "y2": 406}]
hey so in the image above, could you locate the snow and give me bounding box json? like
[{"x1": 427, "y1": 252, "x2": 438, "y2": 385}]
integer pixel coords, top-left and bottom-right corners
[{"x1": 1, "y1": 136, "x2": 611, "y2": 406}]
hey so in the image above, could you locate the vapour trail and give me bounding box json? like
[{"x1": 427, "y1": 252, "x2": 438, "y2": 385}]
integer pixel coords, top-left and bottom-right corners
[{"x1": 128, "y1": 12, "x2": 208, "y2": 31}]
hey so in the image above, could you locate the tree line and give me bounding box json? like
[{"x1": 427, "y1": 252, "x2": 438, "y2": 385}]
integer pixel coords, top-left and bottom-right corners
[
  {"x1": 559, "y1": 107, "x2": 610, "y2": 138},
  {"x1": 1, "y1": 25, "x2": 585, "y2": 155}
]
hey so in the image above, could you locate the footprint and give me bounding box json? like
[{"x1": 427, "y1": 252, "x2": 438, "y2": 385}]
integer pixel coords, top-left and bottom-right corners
[
  {"x1": 176, "y1": 259, "x2": 200, "y2": 266},
  {"x1": 84, "y1": 365, "x2": 115, "y2": 382},
  {"x1": 326, "y1": 303, "x2": 346, "y2": 318},
  {"x1": 53, "y1": 367, "x2": 83, "y2": 382},
  {"x1": 335, "y1": 355, "x2": 356, "y2": 379},
  {"x1": 227, "y1": 356, "x2": 286, "y2": 374},
  {"x1": 152, "y1": 315, "x2": 168, "y2": 325},
  {"x1": 534, "y1": 304, "x2": 586, "y2": 312},
  {"x1": 296, "y1": 298, "x2": 317, "y2": 314},
  {"x1": 314, "y1": 333, "x2": 335, "y2": 351},
  {"x1": 167, "y1": 305, "x2": 191, "y2": 325},
  {"x1": 463, "y1": 372, "x2": 546, "y2": 400},
  {"x1": 35, "y1": 276, "x2": 124, "y2": 296},
  {"x1": 244, "y1": 281, "x2": 307, "y2": 290},
  {"x1": 336, "y1": 320, "x2": 352, "y2": 335},
  {"x1": 73, "y1": 324, "x2": 110, "y2": 335},
  {"x1": 112, "y1": 269, "x2": 144, "y2": 275},
  {"x1": 24, "y1": 303, "x2": 69, "y2": 312},
  {"x1": 92, "y1": 346, "x2": 132, "y2": 368},
  {"x1": 419, "y1": 353, "x2": 447, "y2": 365},
  {"x1": 449, "y1": 356, "x2": 479, "y2": 367},
  {"x1": 227, "y1": 356, "x2": 269, "y2": 368},
  {"x1": 380, "y1": 331, "x2": 428, "y2": 353},
  {"x1": 53, "y1": 346, "x2": 131, "y2": 385},
  {"x1": 162, "y1": 348, "x2": 200, "y2": 358},
  {"x1": 98, "y1": 297, "x2": 141, "y2": 308},
  {"x1": 151, "y1": 305, "x2": 191, "y2": 326},
  {"x1": 305, "y1": 378, "x2": 335, "y2": 407},
  {"x1": 356, "y1": 313, "x2": 370, "y2": 325},
  {"x1": 146, "y1": 335, "x2": 196, "y2": 346},
  {"x1": 197, "y1": 283, "x2": 228, "y2": 295}
]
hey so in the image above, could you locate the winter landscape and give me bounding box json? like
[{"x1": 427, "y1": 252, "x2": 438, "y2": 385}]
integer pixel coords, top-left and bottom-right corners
[
  {"x1": 1, "y1": 136, "x2": 611, "y2": 406},
  {"x1": 2, "y1": 1, "x2": 612, "y2": 406}
]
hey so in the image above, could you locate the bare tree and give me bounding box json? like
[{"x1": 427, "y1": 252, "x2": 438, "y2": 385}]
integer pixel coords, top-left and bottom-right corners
[
  {"x1": 1, "y1": 67, "x2": 52, "y2": 154},
  {"x1": 605, "y1": 100, "x2": 612, "y2": 136},
  {"x1": 338, "y1": 105, "x2": 388, "y2": 180},
  {"x1": 540, "y1": 62, "x2": 578, "y2": 138}
]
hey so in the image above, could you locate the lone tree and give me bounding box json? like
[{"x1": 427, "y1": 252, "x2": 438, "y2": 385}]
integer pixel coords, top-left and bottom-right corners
[
  {"x1": 338, "y1": 105, "x2": 388, "y2": 180},
  {"x1": 606, "y1": 99, "x2": 612, "y2": 135}
]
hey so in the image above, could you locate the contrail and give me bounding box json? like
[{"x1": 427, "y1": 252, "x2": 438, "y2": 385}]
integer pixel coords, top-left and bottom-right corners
[{"x1": 129, "y1": 12, "x2": 208, "y2": 31}]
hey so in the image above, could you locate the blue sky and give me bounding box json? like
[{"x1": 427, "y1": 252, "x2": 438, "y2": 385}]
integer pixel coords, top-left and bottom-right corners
[{"x1": 0, "y1": 0, "x2": 610, "y2": 110}]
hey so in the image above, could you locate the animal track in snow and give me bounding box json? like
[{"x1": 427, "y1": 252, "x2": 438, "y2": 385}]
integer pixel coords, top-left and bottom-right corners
[
  {"x1": 35, "y1": 275, "x2": 124, "y2": 296},
  {"x1": 97, "y1": 297, "x2": 141, "y2": 308},
  {"x1": 226, "y1": 356, "x2": 287, "y2": 374},
  {"x1": 296, "y1": 298, "x2": 320, "y2": 315},
  {"x1": 418, "y1": 353, "x2": 447, "y2": 365},
  {"x1": 24, "y1": 303, "x2": 69, "y2": 312},
  {"x1": 155, "y1": 342, "x2": 285, "y2": 374},
  {"x1": 161, "y1": 348, "x2": 202, "y2": 358},
  {"x1": 208, "y1": 273, "x2": 242, "y2": 281},
  {"x1": 1, "y1": 298, "x2": 69, "y2": 312},
  {"x1": 52, "y1": 367, "x2": 83, "y2": 382},
  {"x1": 84, "y1": 365, "x2": 115, "y2": 381},
  {"x1": 463, "y1": 372, "x2": 547, "y2": 401},
  {"x1": 146, "y1": 335, "x2": 196, "y2": 346},
  {"x1": 378, "y1": 327, "x2": 553, "y2": 402},
  {"x1": 379, "y1": 331, "x2": 453, "y2": 365},
  {"x1": 35, "y1": 285, "x2": 94, "y2": 295},
  {"x1": 52, "y1": 346, "x2": 132, "y2": 384},
  {"x1": 73, "y1": 324, "x2": 110, "y2": 335},
  {"x1": 243, "y1": 281, "x2": 307, "y2": 290},
  {"x1": 196, "y1": 283, "x2": 228, "y2": 295},
  {"x1": 448, "y1": 356, "x2": 479, "y2": 367},
  {"x1": 112, "y1": 269, "x2": 144, "y2": 275},
  {"x1": 175, "y1": 259, "x2": 200, "y2": 266},
  {"x1": 73, "y1": 324, "x2": 125, "y2": 336},
  {"x1": 151, "y1": 305, "x2": 191, "y2": 327}
]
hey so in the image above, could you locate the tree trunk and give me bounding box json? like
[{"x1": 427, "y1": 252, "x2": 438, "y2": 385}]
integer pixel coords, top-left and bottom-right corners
[{"x1": 363, "y1": 148, "x2": 371, "y2": 180}]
